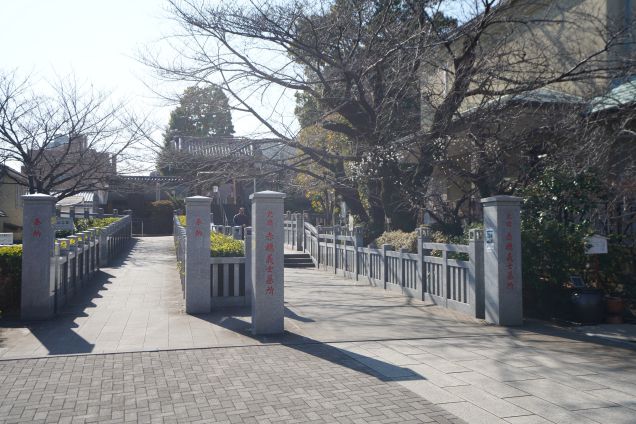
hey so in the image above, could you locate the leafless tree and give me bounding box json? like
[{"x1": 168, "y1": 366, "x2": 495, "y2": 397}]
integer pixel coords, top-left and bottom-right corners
[
  {"x1": 146, "y1": 0, "x2": 634, "y2": 235},
  {"x1": 0, "y1": 71, "x2": 145, "y2": 198}
]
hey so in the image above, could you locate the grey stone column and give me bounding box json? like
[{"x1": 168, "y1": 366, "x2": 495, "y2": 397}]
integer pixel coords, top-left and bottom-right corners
[
  {"x1": 84, "y1": 208, "x2": 90, "y2": 219},
  {"x1": 185, "y1": 196, "x2": 212, "y2": 314},
  {"x1": 244, "y1": 227, "x2": 252, "y2": 306},
  {"x1": 250, "y1": 191, "x2": 285, "y2": 335},
  {"x1": 295, "y1": 213, "x2": 303, "y2": 251},
  {"x1": 232, "y1": 226, "x2": 242, "y2": 240},
  {"x1": 481, "y1": 196, "x2": 523, "y2": 326},
  {"x1": 69, "y1": 206, "x2": 75, "y2": 221},
  {"x1": 21, "y1": 194, "x2": 57, "y2": 320},
  {"x1": 98, "y1": 208, "x2": 104, "y2": 218}
]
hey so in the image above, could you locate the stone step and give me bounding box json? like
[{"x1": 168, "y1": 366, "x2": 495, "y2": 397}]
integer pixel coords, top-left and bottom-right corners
[{"x1": 284, "y1": 253, "x2": 314, "y2": 268}]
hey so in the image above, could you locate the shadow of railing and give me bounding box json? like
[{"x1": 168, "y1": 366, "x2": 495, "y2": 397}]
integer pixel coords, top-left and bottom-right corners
[{"x1": 0, "y1": 238, "x2": 138, "y2": 357}]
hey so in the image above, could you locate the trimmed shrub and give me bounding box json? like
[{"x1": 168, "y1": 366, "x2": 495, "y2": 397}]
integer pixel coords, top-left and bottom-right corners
[
  {"x1": 178, "y1": 216, "x2": 244, "y2": 257},
  {"x1": 0, "y1": 245, "x2": 22, "y2": 315},
  {"x1": 374, "y1": 230, "x2": 418, "y2": 253},
  {"x1": 75, "y1": 217, "x2": 120, "y2": 232},
  {"x1": 210, "y1": 232, "x2": 244, "y2": 257}
]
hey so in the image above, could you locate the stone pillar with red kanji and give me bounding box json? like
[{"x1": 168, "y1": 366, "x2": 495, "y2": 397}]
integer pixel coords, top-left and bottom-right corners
[
  {"x1": 21, "y1": 194, "x2": 57, "y2": 319},
  {"x1": 250, "y1": 191, "x2": 285, "y2": 335},
  {"x1": 481, "y1": 195, "x2": 523, "y2": 326},
  {"x1": 185, "y1": 196, "x2": 212, "y2": 314}
]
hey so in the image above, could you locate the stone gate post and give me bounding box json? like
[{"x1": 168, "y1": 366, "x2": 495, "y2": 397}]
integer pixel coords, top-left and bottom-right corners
[
  {"x1": 185, "y1": 196, "x2": 212, "y2": 314},
  {"x1": 21, "y1": 194, "x2": 57, "y2": 320},
  {"x1": 481, "y1": 196, "x2": 523, "y2": 326},
  {"x1": 250, "y1": 191, "x2": 285, "y2": 335}
]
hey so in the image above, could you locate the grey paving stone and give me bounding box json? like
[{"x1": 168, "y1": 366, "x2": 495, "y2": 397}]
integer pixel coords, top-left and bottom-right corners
[
  {"x1": 440, "y1": 401, "x2": 508, "y2": 424},
  {"x1": 578, "y1": 406, "x2": 636, "y2": 424},
  {"x1": 504, "y1": 415, "x2": 552, "y2": 423},
  {"x1": 446, "y1": 385, "x2": 532, "y2": 418},
  {"x1": 397, "y1": 380, "x2": 464, "y2": 404},
  {"x1": 508, "y1": 378, "x2": 617, "y2": 410},
  {"x1": 505, "y1": 395, "x2": 605, "y2": 424},
  {"x1": 585, "y1": 388, "x2": 636, "y2": 410},
  {"x1": 453, "y1": 371, "x2": 528, "y2": 398},
  {"x1": 457, "y1": 359, "x2": 540, "y2": 382}
]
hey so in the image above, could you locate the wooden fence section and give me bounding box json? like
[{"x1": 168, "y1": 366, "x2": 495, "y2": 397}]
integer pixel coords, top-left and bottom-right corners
[
  {"x1": 51, "y1": 215, "x2": 132, "y2": 313},
  {"x1": 289, "y1": 215, "x2": 485, "y2": 319}
]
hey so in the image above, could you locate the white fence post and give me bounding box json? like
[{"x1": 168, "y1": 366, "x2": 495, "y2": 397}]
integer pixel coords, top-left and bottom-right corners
[
  {"x1": 481, "y1": 196, "x2": 523, "y2": 325},
  {"x1": 382, "y1": 244, "x2": 393, "y2": 290},
  {"x1": 353, "y1": 226, "x2": 363, "y2": 281},
  {"x1": 185, "y1": 196, "x2": 212, "y2": 314},
  {"x1": 21, "y1": 194, "x2": 57, "y2": 320},
  {"x1": 469, "y1": 229, "x2": 485, "y2": 319},
  {"x1": 295, "y1": 213, "x2": 303, "y2": 251},
  {"x1": 244, "y1": 226, "x2": 253, "y2": 305},
  {"x1": 332, "y1": 226, "x2": 338, "y2": 274}
]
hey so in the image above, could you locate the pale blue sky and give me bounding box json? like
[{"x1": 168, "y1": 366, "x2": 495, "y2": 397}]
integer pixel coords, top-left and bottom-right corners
[
  {"x1": 1, "y1": 0, "x2": 170, "y2": 107},
  {"x1": 1, "y1": 0, "x2": 472, "y2": 173}
]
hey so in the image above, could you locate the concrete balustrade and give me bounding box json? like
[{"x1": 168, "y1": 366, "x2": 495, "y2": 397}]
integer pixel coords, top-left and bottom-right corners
[{"x1": 19, "y1": 194, "x2": 133, "y2": 319}]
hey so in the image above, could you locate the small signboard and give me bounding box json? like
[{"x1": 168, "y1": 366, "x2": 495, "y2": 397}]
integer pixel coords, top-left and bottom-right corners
[
  {"x1": 0, "y1": 233, "x2": 13, "y2": 245},
  {"x1": 584, "y1": 234, "x2": 608, "y2": 255},
  {"x1": 54, "y1": 217, "x2": 75, "y2": 232},
  {"x1": 569, "y1": 275, "x2": 586, "y2": 288},
  {"x1": 485, "y1": 228, "x2": 494, "y2": 251}
]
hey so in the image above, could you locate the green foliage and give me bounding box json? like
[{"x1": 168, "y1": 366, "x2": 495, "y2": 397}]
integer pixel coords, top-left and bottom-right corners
[
  {"x1": 374, "y1": 230, "x2": 418, "y2": 253},
  {"x1": 0, "y1": 245, "x2": 23, "y2": 315},
  {"x1": 210, "y1": 232, "x2": 244, "y2": 257},
  {"x1": 164, "y1": 85, "x2": 234, "y2": 141},
  {"x1": 177, "y1": 216, "x2": 244, "y2": 257},
  {"x1": 55, "y1": 229, "x2": 73, "y2": 238},
  {"x1": 75, "y1": 217, "x2": 120, "y2": 232},
  {"x1": 519, "y1": 169, "x2": 635, "y2": 315}
]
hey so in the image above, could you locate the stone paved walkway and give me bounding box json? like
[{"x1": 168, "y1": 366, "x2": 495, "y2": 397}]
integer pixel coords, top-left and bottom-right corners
[{"x1": 1, "y1": 236, "x2": 635, "y2": 423}]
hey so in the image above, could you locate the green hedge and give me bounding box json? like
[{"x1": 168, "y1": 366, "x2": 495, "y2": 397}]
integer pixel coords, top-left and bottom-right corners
[
  {"x1": 0, "y1": 245, "x2": 22, "y2": 316},
  {"x1": 75, "y1": 217, "x2": 120, "y2": 232},
  {"x1": 210, "y1": 232, "x2": 244, "y2": 257},
  {"x1": 177, "y1": 216, "x2": 244, "y2": 257}
]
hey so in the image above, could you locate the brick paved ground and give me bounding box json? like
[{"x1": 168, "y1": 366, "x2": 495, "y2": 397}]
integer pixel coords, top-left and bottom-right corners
[
  {"x1": 0, "y1": 344, "x2": 464, "y2": 424},
  {"x1": 1, "y1": 237, "x2": 635, "y2": 423}
]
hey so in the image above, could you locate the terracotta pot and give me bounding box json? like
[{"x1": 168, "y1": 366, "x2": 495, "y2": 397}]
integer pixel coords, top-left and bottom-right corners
[{"x1": 605, "y1": 296, "x2": 625, "y2": 315}]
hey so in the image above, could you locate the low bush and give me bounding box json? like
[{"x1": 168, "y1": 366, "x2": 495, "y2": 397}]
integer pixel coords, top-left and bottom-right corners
[
  {"x1": 374, "y1": 230, "x2": 418, "y2": 253},
  {"x1": 177, "y1": 216, "x2": 244, "y2": 257},
  {"x1": 75, "y1": 217, "x2": 120, "y2": 232},
  {"x1": 210, "y1": 232, "x2": 244, "y2": 257},
  {"x1": 0, "y1": 245, "x2": 22, "y2": 315}
]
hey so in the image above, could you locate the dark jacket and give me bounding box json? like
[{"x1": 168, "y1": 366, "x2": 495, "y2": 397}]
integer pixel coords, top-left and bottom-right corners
[{"x1": 233, "y1": 212, "x2": 249, "y2": 226}]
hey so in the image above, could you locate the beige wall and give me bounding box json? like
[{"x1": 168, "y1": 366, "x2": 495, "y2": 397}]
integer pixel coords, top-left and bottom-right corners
[
  {"x1": 0, "y1": 174, "x2": 26, "y2": 241},
  {"x1": 422, "y1": 0, "x2": 635, "y2": 126}
]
